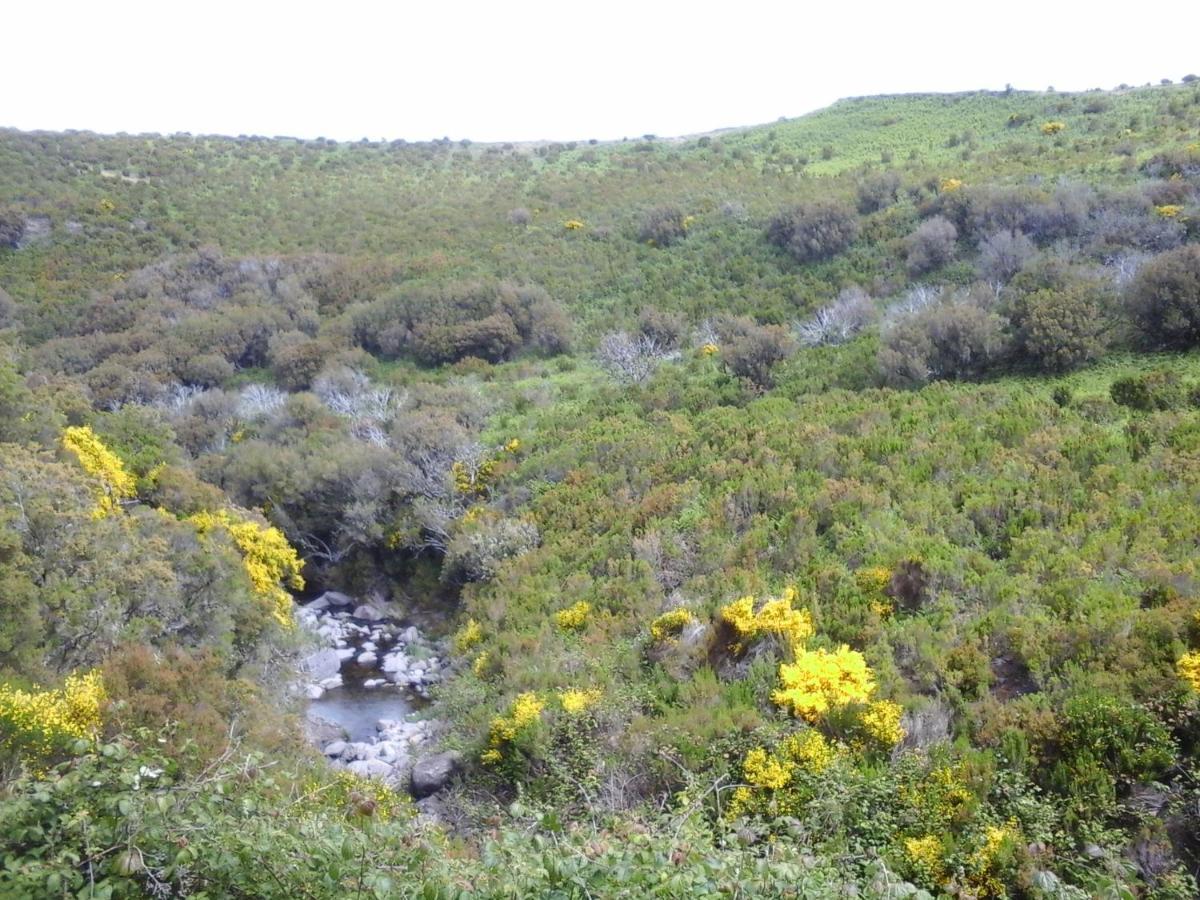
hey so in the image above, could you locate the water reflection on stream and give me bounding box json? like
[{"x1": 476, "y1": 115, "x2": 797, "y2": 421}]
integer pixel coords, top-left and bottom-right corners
[{"x1": 307, "y1": 684, "x2": 416, "y2": 742}]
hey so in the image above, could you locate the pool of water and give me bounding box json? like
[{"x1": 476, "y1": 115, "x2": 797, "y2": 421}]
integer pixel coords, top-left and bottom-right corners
[{"x1": 307, "y1": 684, "x2": 415, "y2": 742}]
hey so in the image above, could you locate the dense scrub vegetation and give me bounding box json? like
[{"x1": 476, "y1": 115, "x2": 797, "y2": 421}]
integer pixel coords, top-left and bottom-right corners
[{"x1": 3, "y1": 81, "x2": 1200, "y2": 896}]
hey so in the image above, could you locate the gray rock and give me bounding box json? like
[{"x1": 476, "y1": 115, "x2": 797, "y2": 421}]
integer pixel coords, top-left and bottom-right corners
[
  {"x1": 347, "y1": 759, "x2": 393, "y2": 779},
  {"x1": 302, "y1": 648, "x2": 342, "y2": 681},
  {"x1": 304, "y1": 713, "x2": 347, "y2": 746},
  {"x1": 354, "y1": 604, "x2": 385, "y2": 621},
  {"x1": 380, "y1": 651, "x2": 408, "y2": 673},
  {"x1": 357, "y1": 651, "x2": 378, "y2": 666},
  {"x1": 323, "y1": 740, "x2": 348, "y2": 757},
  {"x1": 319, "y1": 591, "x2": 355, "y2": 607},
  {"x1": 305, "y1": 684, "x2": 325, "y2": 700},
  {"x1": 410, "y1": 751, "x2": 462, "y2": 798}
]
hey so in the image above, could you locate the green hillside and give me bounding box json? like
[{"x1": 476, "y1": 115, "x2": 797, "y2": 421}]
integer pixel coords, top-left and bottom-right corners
[{"x1": 2, "y1": 83, "x2": 1200, "y2": 897}]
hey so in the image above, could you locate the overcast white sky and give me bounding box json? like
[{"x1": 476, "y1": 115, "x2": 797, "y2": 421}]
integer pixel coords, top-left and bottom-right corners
[{"x1": 6, "y1": 1, "x2": 1197, "y2": 142}]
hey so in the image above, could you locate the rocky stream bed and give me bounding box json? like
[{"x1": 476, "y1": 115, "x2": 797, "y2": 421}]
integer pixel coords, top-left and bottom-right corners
[{"x1": 296, "y1": 591, "x2": 461, "y2": 798}]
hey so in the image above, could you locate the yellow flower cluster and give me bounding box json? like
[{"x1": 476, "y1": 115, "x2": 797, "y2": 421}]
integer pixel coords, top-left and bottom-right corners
[
  {"x1": 859, "y1": 699, "x2": 906, "y2": 748},
  {"x1": 699, "y1": 342, "x2": 719, "y2": 356},
  {"x1": 472, "y1": 651, "x2": 492, "y2": 677},
  {"x1": 189, "y1": 509, "x2": 303, "y2": 627},
  {"x1": 1155, "y1": 204, "x2": 1185, "y2": 219},
  {"x1": 743, "y1": 747, "x2": 792, "y2": 790},
  {"x1": 902, "y1": 763, "x2": 975, "y2": 828},
  {"x1": 454, "y1": 618, "x2": 484, "y2": 653},
  {"x1": 1177, "y1": 650, "x2": 1200, "y2": 691},
  {"x1": 61, "y1": 426, "x2": 136, "y2": 518},
  {"x1": 504, "y1": 438, "x2": 521, "y2": 453},
  {"x1": 772, "y1": 645, "x2": 875, "y2": 721},
  {"x1": 966, "y1": 821, "x2": 1020, "y2": 898},
  {"x1": 451, "y1": 458, "x2": 498, "y2": 496},
  {"x1": 558, "y1": 688, "x2": 602, "y2": 715},
  {"x1": 649, "y1": 608, "x2": 694, "y2": 642},
  {"x1": 781, "y1": 730, "x2": 837, "y2": 773},
  {"x1": 483, "y1": 692, "x2": 544, "y2": 764},
  {"x1": 563, "y1": 219, "x2": 585, "y2": 231},
  {"x1": 1040, "y1": 121, "x2": 1066, "y2": 135},
  {"x1": 726, "y1": 730, "x2": 836, "y2": 819},
  {"x1": 720, "y1": 587, "x2": 813, "y2": 652},
  {"x1": 0, "y1": 670, "x2": 106, "y2": 762},
  {"x1": 856, "y1": 566, "x2": 894, "y2": 616},
  {"x1": 939, "y1": 177, "x2": 963, "y2": 193},
  {"x1": 554, "y1": 600, "x2": 592, "y2": 632},
  {"x1": 904, "y1": 834, "x2": 945, "y2": 882}
]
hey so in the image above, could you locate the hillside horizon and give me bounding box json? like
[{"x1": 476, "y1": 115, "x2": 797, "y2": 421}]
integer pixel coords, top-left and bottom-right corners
[{"x1": 4, "y1": 80, "x2": 1195, "y2": 146}]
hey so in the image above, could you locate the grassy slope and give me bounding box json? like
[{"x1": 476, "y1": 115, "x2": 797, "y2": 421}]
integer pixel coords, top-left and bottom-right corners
[{"x1": 2, "y1": 83, "x2": 1200, "y2": 895}]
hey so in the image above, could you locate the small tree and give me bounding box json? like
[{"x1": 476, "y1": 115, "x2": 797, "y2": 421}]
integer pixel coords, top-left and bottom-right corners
[
  {"x1": 720, "y1": 318, "x2": 796, "y2": 390},
  {"x1": 905, "y1": 216, "x2": 958, "y2": 275},
  {"x1": 1011, "y1": 284, "x2": 1108, "y2": 372},
  {"x1": 879, "y1": 291, "x2": 1008, "y2": 386},
  {"x1": 1128, "y1": 245, "x2": 1200, "y2": 349},
  {"x1": 796, "y1": 287, "x2": 875, "y2": 347},
  {"x1": 638, "y1": 205, "x2": 689, "y2": 247},
  {"x1": 767, "y1": 202, "x2": 860, "y2": 264},
  {"x1": 978, "y1": 229, "x2": 1036, "y2": 282},
  {"x1": 597, "y1": 331, "x2": 668, "y2": 384}
]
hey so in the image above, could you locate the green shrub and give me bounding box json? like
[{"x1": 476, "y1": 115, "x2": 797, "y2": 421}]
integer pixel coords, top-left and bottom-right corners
[
  {"x1": 1011, "y1": 283, "x2": 1108, "y2": 372},
  {"x1": 1110, "y1": 369, "x2": 1188, "y2": 410},
  {"x1": 1128, "y1": 245, "x2": 1200, "y2": 349},
  {"x1": 637, "y1": 205, "x2": 690, "y2": 247},
  {"x1": 767, "y1": 202, "x2": 860, "y2": 264},
  {"x1": 878, "y1": 290, "x2": 1008, "y2": 385}
]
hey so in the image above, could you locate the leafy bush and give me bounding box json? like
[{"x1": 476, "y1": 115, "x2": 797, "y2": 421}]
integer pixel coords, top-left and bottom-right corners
[
  {"x1": 879, "y1": 289, "x2": 1008, "y2": 385},
  {"x1": 767, "y1": 202, "x2": 860, "y2": 264},
  {"x1": 1010, "y1": 281, "x2": 1109, "y2": 371},
  {"x1": 856, "y1": 172, "x2": 901, "y2": 214},
  {"x1": 718, "y1": 317, "x2": 797, "y2": 389},
  {"x1": 977, "y1": 229, "x2": 1036, "y2": 282},
  {"x1": 905, "y1": 215, "x2": 958, "y2": 275},
  {"x1": 443, "y1": 515, "x2": 539, "y2": 583},
  {"x1": 1128, "y1": 244, "x2": 1200, "y2": 349},
  {"x1": 637, "y1": 205, "x2": 690, "y2": 247},
  {"x1": 1110, "y1": 370, "x2": 1188, "y2": 410}
]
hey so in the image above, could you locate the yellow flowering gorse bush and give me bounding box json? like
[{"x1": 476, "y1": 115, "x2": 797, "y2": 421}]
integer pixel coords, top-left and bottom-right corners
[
  {"x1": 859, "y1": 699, "x2": 906, "y2": 748},
  {"x1": 1177, "y1": 650, "x2": 1200, "y2": 691},
  {"x1": 61, "y1": 426, "x2": 136, "y2": 518},
  {"x1": 772, "y1": 644, "x2": 876, "y2": 721},
  {"x1": 726, "y1": 730, "x2": 838, "y2": 819},
  {"x1": 188, "y1": 509, "x2": 303, "y2": 627},
  {"x1": 649, "y1": 608, "x2": 694, "y2": 642},
  {"x1": 454, "y1": 618, "x2": 484, "y2": 653},
  {"x1": 856, "y1": 566, "x2": 894, "y2": 616},
  {"x1": 0, "y1": 670, "x2": 106, "y2": 763},
  {"x1": 557, "y1": 688, "x2": 602, "y2": 715},
  {"x1": 554, "y1": 601, "x2": 592, "y2": 632},
  {"x1": 720, "y1": 587, "x2": 813, "y2": 652},
  {"x1": 483, "y1": 692, "x2": 544, "y2": 764}
]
